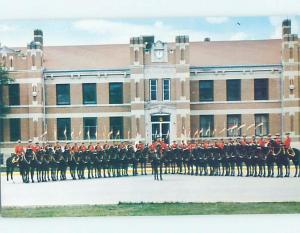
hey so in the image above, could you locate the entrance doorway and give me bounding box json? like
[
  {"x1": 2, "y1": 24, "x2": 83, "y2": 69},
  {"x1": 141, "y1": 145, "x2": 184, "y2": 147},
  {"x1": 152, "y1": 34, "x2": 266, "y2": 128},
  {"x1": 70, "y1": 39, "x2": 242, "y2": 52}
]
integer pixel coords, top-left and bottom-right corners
[{"x1": 151, "y1": 114, "x2": 170, "y2": 144}]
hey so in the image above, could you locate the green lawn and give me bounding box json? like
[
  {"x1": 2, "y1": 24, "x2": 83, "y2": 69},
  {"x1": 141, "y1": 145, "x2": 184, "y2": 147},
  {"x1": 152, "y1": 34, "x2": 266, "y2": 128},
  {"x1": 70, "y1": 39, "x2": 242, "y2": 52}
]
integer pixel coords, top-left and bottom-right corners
[{"x1": 2, "y1": 202, "x2": 300, "y2": 217}]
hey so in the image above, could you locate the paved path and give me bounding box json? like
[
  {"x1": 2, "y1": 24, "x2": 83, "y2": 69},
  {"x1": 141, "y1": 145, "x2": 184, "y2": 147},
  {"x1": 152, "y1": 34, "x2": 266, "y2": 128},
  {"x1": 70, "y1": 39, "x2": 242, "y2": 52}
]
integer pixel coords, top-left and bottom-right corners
[
  {"x1": 2, "y1": 174, "x2": 300, "y2": 207},
  {"x1": 1, "y1": 215, "x2": 300, "y2": 233}
]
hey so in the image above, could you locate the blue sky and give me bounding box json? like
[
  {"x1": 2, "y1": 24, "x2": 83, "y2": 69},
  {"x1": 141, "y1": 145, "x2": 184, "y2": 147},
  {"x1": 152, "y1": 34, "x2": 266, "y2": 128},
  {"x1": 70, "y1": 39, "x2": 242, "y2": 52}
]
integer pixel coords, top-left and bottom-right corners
[{"x1": 0, "y1": 16, "x2": 299, "y2": 47}]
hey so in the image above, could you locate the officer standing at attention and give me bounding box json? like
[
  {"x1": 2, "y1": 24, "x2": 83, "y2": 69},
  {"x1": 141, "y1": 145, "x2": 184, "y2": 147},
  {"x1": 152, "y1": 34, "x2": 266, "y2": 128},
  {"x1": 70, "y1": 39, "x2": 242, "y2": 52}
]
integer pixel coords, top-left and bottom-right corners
[
  {"x1": 15, "y1": 140, "x2": 24, "y2": 157},
  {"x1": 284, "y1": 132, "x2": 292, "y2": 149}
]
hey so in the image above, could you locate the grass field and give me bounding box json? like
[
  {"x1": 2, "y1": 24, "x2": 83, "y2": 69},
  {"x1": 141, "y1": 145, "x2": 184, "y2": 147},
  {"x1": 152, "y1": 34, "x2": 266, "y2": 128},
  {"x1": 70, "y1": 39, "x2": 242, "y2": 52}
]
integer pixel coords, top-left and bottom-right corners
[{"x1": 2, "y1": 202, "x2": 300, "y2": 217}]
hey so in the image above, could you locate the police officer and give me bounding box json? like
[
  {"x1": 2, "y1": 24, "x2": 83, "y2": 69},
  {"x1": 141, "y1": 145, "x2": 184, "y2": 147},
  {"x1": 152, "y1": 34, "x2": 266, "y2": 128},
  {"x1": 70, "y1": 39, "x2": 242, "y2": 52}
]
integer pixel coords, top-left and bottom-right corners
[
  {"x1": 15, "y1": 139, "x2": 24, "y2": 158},
  {"x1": 284, "y1": 132, "x2": 291, "y2": 150}
]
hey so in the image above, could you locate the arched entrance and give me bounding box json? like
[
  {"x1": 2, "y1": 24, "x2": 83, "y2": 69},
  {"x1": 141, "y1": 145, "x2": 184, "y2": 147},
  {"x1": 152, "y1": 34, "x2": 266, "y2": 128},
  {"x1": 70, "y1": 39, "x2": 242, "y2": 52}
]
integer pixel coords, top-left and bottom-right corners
[{"x1": 151, "y1": 113, "x2": 170, "y2": 144}]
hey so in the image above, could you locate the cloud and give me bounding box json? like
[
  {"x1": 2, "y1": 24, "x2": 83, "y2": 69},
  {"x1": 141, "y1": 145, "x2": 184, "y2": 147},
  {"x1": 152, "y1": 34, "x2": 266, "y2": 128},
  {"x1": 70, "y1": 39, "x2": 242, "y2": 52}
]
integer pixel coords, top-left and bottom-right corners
[
  {"x1": 72, "y1": 19, "x2": 211, "y2": 44},
  {"x1": 230, "y1": 32, "x2": 248, "y2": 40},
  {"x1": 205, "y1": 17, "x2": 229, "y2": 24},
  {"x1": 0, "y1": 24, "x2": 15, "y2": 32}
]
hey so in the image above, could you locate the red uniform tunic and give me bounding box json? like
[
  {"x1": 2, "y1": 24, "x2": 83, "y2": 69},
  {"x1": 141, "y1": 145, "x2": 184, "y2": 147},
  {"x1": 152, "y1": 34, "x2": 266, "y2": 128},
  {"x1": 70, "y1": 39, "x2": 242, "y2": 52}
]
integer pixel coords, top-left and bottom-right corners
[
  {"x1": 136, "y1": 143, "x2": 144, "y2": 150},
  {"x1": 32, "y1": 145, "x2": 41, "y2": 153},
  {"x1": 258, "y1": 138, "x2": 265, "y2": 148},
  {"x1": 15, "y1": 145, "x2": 24, "y2": 156},
  {"x1": 161, "y1": 142, "x2": 168, "y2": 151},
  {"x1": 80, "y1": 145, "x2": 87, "y2": 152},
  {"x1": 188, "y1": 143, "x2": 196, "y2": 151},
  {"x1": 88, "y1": 145, "x2": 95, "y2": 152},
  {"x1": 150, "y1": 143, "x2": 157, "y2": 151},
  {"x1": 284, "y1": 136, "x2": 291, "y2": 149},
  {"x1": 218, "y1": 142, "x2": 225, "y2": 149},
  {"x1": 172, "y1": 143, "x2": 178, "y2": 149}
]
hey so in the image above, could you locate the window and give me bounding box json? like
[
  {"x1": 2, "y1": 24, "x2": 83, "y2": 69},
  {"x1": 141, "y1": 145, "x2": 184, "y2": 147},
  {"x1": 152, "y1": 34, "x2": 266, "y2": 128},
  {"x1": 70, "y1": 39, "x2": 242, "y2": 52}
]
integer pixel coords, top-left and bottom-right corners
[
  {"x1": 181, "y1": 80, "x2": 185, "y2": 96},
  {"x1": 200, "y1": 115, "x2": 214, "y2": 137},
  {"x1": 109, "y1": 83, "x2": 123, "y2": 104},
  {"x1": 56, "y1": 84, "x2": 70, "y2": 105},
  {"x1": 150, "y1": 79, "x2": 157, "y2": 101},
  {"x1": 289, "y1": 47, "x2": 293, "y2": 59},
  {"x1": 10, "y1": 58, "x2": 13, "y2": 68},
  {"x1": 255, "y1": 114, "x2": 269, "y2": 136},
  {"x1": 199, "y1": 80, "x2": 213, "y2": 101},
  {"x1": 57, "y1": 118, "x2": 71, "y2": 140},
  {"x1": 83, "y1": 83, "x2": 97, "y2": 104},
  {"x1": 9, "y1": 84, "x2": 20, "y2": 105},
  {"x1": 110, "y1": 117, "x2": 123, "y2": 139},
  {"x1": 180, "y1": 49, "x2": 184, "y2": 61},
  {"x1": 227, "y1": 79, "x2": 241, "y2": 101},
  {"x1": 254, "y1": 79, "x2": 268, "y2": 100},
  {"x1": 10, "y1": 118, "x2": 20, "y2": 141},
  {"x1": 135, "y1": 82, "x2": 139, "y2": 98},
  {"x1": 163, "y1": 79, "x2": 170, "y2": 101},
  {"x1": 134, "y1": 50, "x2": 138, "y2": 62},
  {"x1": 2, "y1": 56, "x2": 6, "y2": 67},
  {"x1": 32, "y1": 55, "x2": 35, "y2": 67},
  {"x1": 227, "y1": 114, "x2": 241, "y2": 137},
  {"x1": 83, "y1": 117, "x2": 97, "y2": 140}
]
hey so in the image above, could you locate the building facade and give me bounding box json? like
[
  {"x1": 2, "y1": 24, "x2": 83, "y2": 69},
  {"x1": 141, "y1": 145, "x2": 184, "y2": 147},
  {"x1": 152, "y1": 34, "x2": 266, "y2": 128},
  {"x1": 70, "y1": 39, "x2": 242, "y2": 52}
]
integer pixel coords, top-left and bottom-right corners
[{"x1": 0, "y1": 19, "x2": 299, "y2": 155}]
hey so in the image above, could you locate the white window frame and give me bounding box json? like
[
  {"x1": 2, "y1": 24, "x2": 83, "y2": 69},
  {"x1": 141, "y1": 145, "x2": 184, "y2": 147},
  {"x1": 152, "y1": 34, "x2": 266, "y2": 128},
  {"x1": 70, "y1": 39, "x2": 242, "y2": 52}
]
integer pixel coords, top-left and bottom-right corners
[
  {"x1": 163, "y1": 79, "x2": 170, "y2": 101},
  {"x1": 150, "y1": 79, "x2": 158, "y2": 101}
]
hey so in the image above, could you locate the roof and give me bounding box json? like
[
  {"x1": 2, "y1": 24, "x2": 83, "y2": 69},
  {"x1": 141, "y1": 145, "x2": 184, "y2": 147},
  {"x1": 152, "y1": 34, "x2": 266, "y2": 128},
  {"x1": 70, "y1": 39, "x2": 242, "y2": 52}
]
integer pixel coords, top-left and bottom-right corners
[
  {"x1": 189, "y1": 39, "x2": 282, "y2": 67},
  {"x1": 43, "y1": 44, "x2": 130, "y2": 70},
  {"x1": 14, "y1": 39, "x2": 282, "y2": 70}
]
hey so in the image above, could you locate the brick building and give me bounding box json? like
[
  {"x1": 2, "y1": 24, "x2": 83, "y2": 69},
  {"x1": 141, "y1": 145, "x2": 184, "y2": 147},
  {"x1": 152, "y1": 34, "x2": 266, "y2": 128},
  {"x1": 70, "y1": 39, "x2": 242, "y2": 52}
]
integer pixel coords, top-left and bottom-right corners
[{"x1": 0, "y1": 19, "x2": 299, "y2": 155}]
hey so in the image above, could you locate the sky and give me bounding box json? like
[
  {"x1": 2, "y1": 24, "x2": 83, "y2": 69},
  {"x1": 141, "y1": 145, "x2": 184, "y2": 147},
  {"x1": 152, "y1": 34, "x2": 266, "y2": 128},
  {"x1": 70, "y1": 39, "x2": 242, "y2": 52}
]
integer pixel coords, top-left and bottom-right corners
[{"x1": 0, "y1": 0, "x2": 299, "y2": 47}]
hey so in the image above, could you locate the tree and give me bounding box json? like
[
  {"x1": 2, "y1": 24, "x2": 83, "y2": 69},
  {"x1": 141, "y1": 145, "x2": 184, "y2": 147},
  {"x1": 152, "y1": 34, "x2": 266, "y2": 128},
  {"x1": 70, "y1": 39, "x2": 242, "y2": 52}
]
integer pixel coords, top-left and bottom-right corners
[{"x1": 0, "y1": 65, "x2": 14, "y2": 141}]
